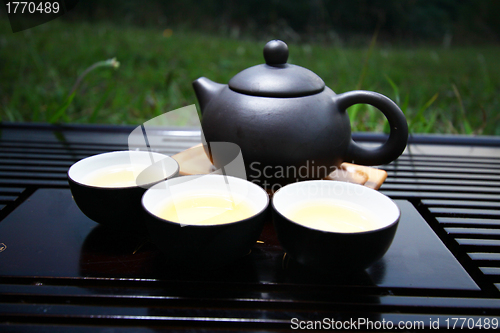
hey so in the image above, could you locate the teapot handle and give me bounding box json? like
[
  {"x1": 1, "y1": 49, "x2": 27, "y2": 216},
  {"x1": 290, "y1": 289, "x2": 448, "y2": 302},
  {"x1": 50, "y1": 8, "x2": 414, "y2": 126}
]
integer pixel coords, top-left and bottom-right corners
[{"x1": 335, "y1": 90, "x2": 408, "y2": 165}]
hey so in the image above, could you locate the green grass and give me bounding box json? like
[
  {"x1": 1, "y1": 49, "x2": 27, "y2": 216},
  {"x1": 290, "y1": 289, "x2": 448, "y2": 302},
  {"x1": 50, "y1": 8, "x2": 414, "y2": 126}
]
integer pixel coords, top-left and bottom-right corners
[{"x1": 1, "y1": 19, "x2": 500, "y2": 135}]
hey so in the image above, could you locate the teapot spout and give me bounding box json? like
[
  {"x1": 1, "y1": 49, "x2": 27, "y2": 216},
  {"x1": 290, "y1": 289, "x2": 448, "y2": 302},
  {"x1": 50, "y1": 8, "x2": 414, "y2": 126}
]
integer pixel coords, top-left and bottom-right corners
[{"x1": 192, "y1": 77, "x2": 226, "y2": 115}]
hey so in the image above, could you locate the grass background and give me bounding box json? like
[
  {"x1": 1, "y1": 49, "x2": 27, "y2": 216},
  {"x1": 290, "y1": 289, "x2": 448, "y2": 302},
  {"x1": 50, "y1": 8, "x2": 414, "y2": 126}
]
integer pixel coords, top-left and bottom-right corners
[{"x1": 1, "y1": 19, "x2": 500, "y2": 135}]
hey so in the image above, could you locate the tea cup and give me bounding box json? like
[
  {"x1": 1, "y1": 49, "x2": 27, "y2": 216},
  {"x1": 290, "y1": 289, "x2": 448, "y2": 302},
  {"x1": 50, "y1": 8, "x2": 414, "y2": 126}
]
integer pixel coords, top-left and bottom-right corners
[
  {"x1": 272, "y1": 180, "x2": 400, "y2": 271},
  {"x1": 68, "y1": 150, "x2": 179, "y2": 229},
  {"x1": 142, "y1": 174, "x2": 270, "y2": 269}
]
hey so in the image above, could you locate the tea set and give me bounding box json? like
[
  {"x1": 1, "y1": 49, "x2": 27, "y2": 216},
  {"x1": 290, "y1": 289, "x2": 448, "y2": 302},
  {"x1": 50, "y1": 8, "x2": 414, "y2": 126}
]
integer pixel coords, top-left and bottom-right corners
[{"x1": 68, "y1": 40, "x2": 408, "y2": 272}]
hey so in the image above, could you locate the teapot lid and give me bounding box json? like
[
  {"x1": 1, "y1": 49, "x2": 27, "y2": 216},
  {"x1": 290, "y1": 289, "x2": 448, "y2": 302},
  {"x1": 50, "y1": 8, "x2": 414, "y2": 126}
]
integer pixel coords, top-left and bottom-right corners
[{"x1": 228, "y1": 40, "x2": 325, "y2": 97}]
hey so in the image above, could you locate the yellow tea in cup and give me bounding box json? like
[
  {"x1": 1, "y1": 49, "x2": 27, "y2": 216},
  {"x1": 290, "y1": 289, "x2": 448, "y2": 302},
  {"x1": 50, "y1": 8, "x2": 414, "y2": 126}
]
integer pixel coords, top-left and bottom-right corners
[
  {"x1": 82, "y1": 164, "x2": 147, "y2": 188},
  {"x1": 156, "y1": 193, "x2": 255, "y2": 225},
  {"x1": 286, "y1": 199, "x2": 380, "y2": 233}
]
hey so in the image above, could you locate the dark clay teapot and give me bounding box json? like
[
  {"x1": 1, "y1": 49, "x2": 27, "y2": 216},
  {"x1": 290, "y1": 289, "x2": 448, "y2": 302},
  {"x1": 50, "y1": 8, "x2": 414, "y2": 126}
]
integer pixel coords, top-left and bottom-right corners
[{"x1": 193, "y1": 40, "x2": 408, "y2": 188}]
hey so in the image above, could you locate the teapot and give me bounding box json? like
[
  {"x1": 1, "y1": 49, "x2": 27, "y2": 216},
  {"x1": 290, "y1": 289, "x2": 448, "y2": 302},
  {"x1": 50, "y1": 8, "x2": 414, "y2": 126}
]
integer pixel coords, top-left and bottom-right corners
[{"x1": 193, "y1": 40, "x2": 408, "y2": 188}]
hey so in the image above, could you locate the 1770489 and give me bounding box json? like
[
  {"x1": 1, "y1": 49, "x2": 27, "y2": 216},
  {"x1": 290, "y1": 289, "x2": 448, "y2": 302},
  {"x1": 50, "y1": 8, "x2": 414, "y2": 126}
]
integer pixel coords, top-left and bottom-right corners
[
  {"x1": 5, "y1": 2, "x2": 59, "y2": 14},
  {"x1": 445, "y1": 317, "x2": 498, "y2": 330}
]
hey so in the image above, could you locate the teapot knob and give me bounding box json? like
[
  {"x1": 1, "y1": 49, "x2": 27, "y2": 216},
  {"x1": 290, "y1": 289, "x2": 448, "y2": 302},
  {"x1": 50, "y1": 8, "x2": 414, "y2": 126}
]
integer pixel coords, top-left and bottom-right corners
[{"x1": 264, "y1": 40, "x2": 288, "y2": 66}]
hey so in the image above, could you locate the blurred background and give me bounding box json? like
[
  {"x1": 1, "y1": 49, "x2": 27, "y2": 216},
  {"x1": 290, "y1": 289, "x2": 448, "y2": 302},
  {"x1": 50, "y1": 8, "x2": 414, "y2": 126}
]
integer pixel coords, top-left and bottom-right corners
[{"x1": 1, "y1": 0, "x2": 499, "y2": 134}]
